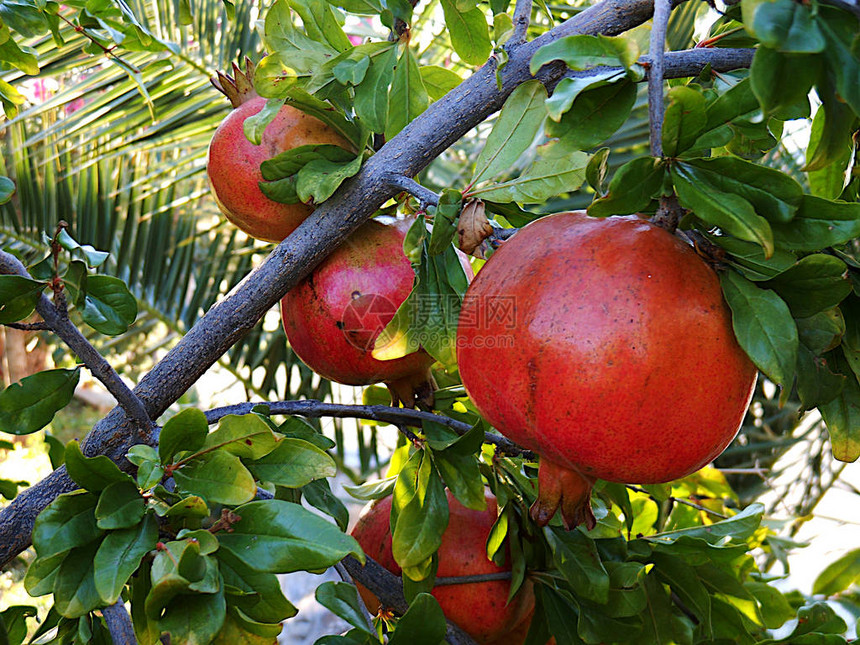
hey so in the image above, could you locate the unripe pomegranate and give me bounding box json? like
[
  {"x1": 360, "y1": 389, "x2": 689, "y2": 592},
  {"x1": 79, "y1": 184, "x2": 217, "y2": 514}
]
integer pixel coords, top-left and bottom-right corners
[
  {"x1": 207, "y1": 59, "x2": 352, "y2": 242},
  {"x1": 350, "y1": 491, "x2": 534, "y2": 643},
  {"x1": 280, "y1": 219, "x2": 436, "y2": 407},
  {"x1": 457, "y1": 212, "x2": 757, "y2": 529}
]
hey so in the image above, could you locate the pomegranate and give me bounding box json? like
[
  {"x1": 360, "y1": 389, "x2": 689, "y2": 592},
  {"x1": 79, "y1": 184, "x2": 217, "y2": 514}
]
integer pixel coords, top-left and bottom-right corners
[
  {"x1": 350, "y1": 491, "x2": 534, "y2": 643},
  {"x1": 280, "y1": 219, "x2": 436, "y2": 407},
  {"x1": 457, "y1": 212, "x2": 757, "y2": 529},
  {"x1": 207, "y1": 59, "x2": 352, "y2": 242}
]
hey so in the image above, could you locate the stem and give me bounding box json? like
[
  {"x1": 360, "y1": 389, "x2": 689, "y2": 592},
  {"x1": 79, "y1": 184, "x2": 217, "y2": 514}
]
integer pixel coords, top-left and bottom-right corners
[
  {"x1": 0, "y1": 250, "x2": 154, "y2": 437},
  {"x1": 647, "y1": 0, "x2": 672, "y2": 158},
  {"x1": 433, "y1": 571, "x2": 512, "y2": 586},
  {"x1": 384, "y1": 173, "x2": 441, "y2": 209},
  {"x1": 203, "y1": 400, "x2": 533, "y2": 458},
  {"x1": 627, "y1": 485, "x2": 729, "y2": 520},
  {"x1": 100, "y1": 601, "x2": 136, "y2": 645},
  {"x1": 511, "y1": 0, "x2": 533, "y2": 44}
]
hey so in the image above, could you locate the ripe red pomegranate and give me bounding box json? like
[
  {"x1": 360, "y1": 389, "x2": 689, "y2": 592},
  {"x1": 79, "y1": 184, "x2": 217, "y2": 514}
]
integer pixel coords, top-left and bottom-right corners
[
  {"x1": 207, "y1": 59, "x2": 352, "y2": 242},
  {"x1": 281, "y1": 219, "x2": 436, "y2": 407},
  {"x1": 457, "y1": 212, "x2": 757, "y2": 529},
  {"x1": 350, "y1": 491, "x2": 534, "y2": 643}
]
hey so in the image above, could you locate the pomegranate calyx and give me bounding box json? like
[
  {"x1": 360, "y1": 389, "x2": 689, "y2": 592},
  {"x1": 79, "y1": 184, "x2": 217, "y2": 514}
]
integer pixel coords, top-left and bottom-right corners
[
  {"x1": 385, "y1": 368, "x2": 437, "y2": 410},
  {"x1": 210, "y1": 56, "x2": 259, "y2": 108},
  {"x1": 529, "y1": 459, "x2": 596, "y2": 531}
]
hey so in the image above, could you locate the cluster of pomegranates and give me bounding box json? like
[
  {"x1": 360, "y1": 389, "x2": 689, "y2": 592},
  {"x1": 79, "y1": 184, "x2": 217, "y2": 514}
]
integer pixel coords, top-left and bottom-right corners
[{"x1": 207, "y1": 63, "x2": 758, "y2": 642}]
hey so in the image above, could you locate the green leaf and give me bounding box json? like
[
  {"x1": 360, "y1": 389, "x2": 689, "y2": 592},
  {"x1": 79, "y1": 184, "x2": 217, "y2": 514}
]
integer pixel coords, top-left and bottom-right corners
[
  {"x1": 289, "y1": 0, "x2": 352, "y2": 52},
  {"x1": 419, "y1": 65, "x2": 462, "y2": 101},
  {"x1": 243, "y1": 98, "x2": 283, "y2": 146},
  {"x1": 386, "y1": 47, "x2": 429, "y2": 140},
  {"x1": 750, "y1": 47, "x2": 815, "y2": 119},
  {"x1": 247, "y1": 437, "x2": 336, "y2": 487},
  {"x1": 78, "y1": 275, "x2": 138, "y2": 335},
  {"x1": 771, "y1": 195, "x2": 860, "y2": 252},
  {"x1": 817, "y1": 8, "x2": 860, "y2": 117},
  {"x1": 65, "y1": 440, "x2": 134, "y2": 492},
  {"x1": 0, "y1": 36, "x2": 38, "y2": 75},
  {"x1": 202, "y1": 413, "x2": 280, "y2": 460},
  {"x1": 296, "y1": 152, "x2": 363, "y2": 204},
  {"x1": 764, "y1": 254, "x2": 853, "y2": 318},
  {"x1": 538, "y1": 585, "x2": 584, "y2": 644},
  {"x1": 662, "y1": 85, "x2": 707, "y2": 157},
  {"x1": 343, "y1": 475, "x2": 397, "y2": 500},
  {"x1": 545, "y1": 70, "x2": 626, "y2": 122},
  {"x1": 354, "y1": 45, "x2": 397, "y2": 132},
  {"x1": 805, "y1": 84, "x2": 857, "y2": 177},
  {"x1": 218, "y1": 549, "x2": 297, "y2": 624},
  {"x1": 471, "y1": 138, "x2": 588, "y2": 203},
  {"x1": 315, "y1": 582, "x2": 375, "y2": 636},
  {"x1": 545, "y1": 80, "x2": 637, "y2": 150},
  {"x1": 24, "y1": 551, "x2": 67, "y2": 597},
  {"x1": 546, "y1": 526, "x2": 610, "y2": 604},
  {"x1": 432, "y1": 428, "x2": 485, "y2": 511},
  {"x1": 746, "y1": 0, "x2": 826, "y2": 52},
  {"x1": 53, "y1": 541, "x2": 102, "y2": 618},
  {"x1": 159, "y1": 589, "x2": 226, "y2": 645},
  {"x1": 672, "y1": 163, "x2": 774, "y2": 256},
  {"x1": 440, "y1": 0, "x2": 491, "y2": 66},
  {"x1": 93, "y1": 513, "x2": 158, "y2": 604},
  {"x1": 164, "y1": 496, "x2": 210, "y2": 521},
  {"x1": 586, "y1": 147, "x2": 610, "y2": 195},
  {"x1": 588, "y1": 157, "x2": 665, "y2": 217},
  {"x1": 814, "y1": 549, "x2": 860, "y2": 596},
  {"x1": 95, "y1": 481, "x2": 145, "y2": 530},
  {"x1": 391, "y1": 452, "x2": 449, "y2": 576},
  {"x1": 386, "y1": 593, "x2": 447, "y2": 645},
  {"x1": 711, "y1": 235, "x2": 797, "y2": 281},
  {"x1": 746, "y1": 581, "x2": 795, "y2": 629},
  {"x1": 0, "y1": 605, "x2": 36, "y2": 645},
  {"x1": 720, "y1": 270, "x2": 797, "y2": 385},
  {"x1": 530, "y1": 34, "x2": 639, "y2": 74},
  {"x1": 647, "y1": 503, "x2": 765, "y2": 546},
  {"x1": 819, "y1": 355, "x2": 860, "y2": 463},
  {"x1": 303, "y1": 478, "x2": 350, "y2": 531},
  {"x1": 53, "y1": 229, "x2": 109, "y2": 268},
  {"x1": 32, "y1": 490, "x2": 101, "y2": 559},
  {"x1": 262, "y1": 143, "x2": 354, "y2": 180},
  {"x1": 798, "y1": 308, "x2": 846, "y2": 355},
  {"x1": 796, "y1": 345, "x2": 846, "y2": 410},
  {"x1": 217, "y1": 500, "x2": 364, "y2": 573},
  {"x1": 0, "y1": 275, "x2": 43, "y2": 324},
  {"x1": 173, "y1": 450, "x2": 257, "y2": 506},
  {"x1": 159, "y1": 408, "x2": 210, "y2": 464},
  {"x1": 471, "y1": 80, "x2": 547, "y2": 186},
  {"x1": 0, "y1": 367, "x2": 79, "y2": 436},
  {"x1": 0, "y1": 175, "x2": 15, "y2": 204}
]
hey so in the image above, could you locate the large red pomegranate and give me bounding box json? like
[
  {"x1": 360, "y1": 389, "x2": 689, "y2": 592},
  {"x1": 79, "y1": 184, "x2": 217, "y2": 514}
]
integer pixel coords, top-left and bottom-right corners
[
  {"x1": 207, "y1": 59, "x2": 352, "y2": 242},
  {"x1": 281, "y1": 219, "x2": 436, "y2": 407},
  {"x1": 350, "y1": 491, "x2": 534, "y2": 643},
  {"x1": 457, "y1": 212, "x2": 757, "y2": 529}
]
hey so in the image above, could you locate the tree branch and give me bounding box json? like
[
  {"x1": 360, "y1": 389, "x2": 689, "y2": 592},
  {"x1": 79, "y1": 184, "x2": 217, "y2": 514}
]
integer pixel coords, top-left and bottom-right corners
[
  {"x1": 384, "y1": 173, "x2": 441, "y2": 209},
  {"x1": 203, "y1": 400, "x2": 533, "y2": 458},
  {"x1": 647, "y1": 0, "x2": 672, "y2": 157},
  {"x1": 511, "y1": 0, "x2": 533, "y2": 44},
  {"x1": 0, "y1": 2, "x2": 755, "y2": 570},
  {"x1": 100, "y1": 600, "x2": 136, "y2": 645}
]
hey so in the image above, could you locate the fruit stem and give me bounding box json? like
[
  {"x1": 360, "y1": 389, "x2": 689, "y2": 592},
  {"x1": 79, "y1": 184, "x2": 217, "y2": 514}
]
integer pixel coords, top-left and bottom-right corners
[
  {"x1": 386, "y1": 368, "x2": 437, "y2": 409},
  {"x1": 529, "y1": 459, "x2": 596, "y2": 531},
  {"x1": 651, "y1": 194, "x2": 685, "y2": 233}
]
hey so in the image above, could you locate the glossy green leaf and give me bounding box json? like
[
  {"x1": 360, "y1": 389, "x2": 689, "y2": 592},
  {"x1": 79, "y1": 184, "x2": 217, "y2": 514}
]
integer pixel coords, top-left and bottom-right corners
[
  {"x1": 0, "y1": 367, "x2": 80, "y2": 436},
  {"x1": 95, "y1": 480, "x2": 145, "y2": 530},
  {"x1": 164, "y1": 496, "x2": 210, "y2": 520},
  {"x1": 662, "y1": 85, "x2": 707, "y2": 157},
  {"x1": 813, "y1": 549, "x2": 860, "y2": 596},
  {"x1": 261, "y1": 144, "x2": 354, "y2": 181},
  {"x1": 54, "y1": 229, "x2": 110, "y2": 269},
  {"x1": 0, "y1": 36, "x2": 38, "y2": 75},
  {"x1": 432, "y1": 445, "x2": 485, "y2": 511},
  {"x1": 218, "y1": 550, "x2": 297, "y2": 624},
  {"x1": 588, "y1": 157, "x2": 665, "y2": 217},
  {"x1": 0, "y1": 275, "x2": 43, "y2": 324},
  {"x1": 805, "y1": 85, "x2": 857, "y2": 177},
  {"x1": 202, "y1": 413, "x2": 280, "y2": 460},
  {"x1": 247, "y1": 437, "x2": 335, "y2": 487},
  {"x1": 387, "y1": 593, "x2": 447, "y2": 645},
  {"x1": 721, "y1": 270, "x2": 797, "y2": 385},
  {"x1": 303, "y1": 478, "x2": 350, "y2": 531},
  {"x1": 605, "y1": 562, "x2": 648, "y2": 618},
  {"x1": 32, "y1": 490, "x2": 101, "y2": 559},
  {"x1": 440, "y1": 0, "x2": 491, "y2": 66},
  {"x1": 243, "y1": 98, "x2": 282, "y2": 145},
  {"x1": 750, "y1": 47, "x2": 815, "y2": 119},
  {"x1": 216, "y1": 499, "x2": 364, "y2": 573},
  {"x1": 315, "y1": 582, "x2": 375, "y2": 636},
  {"x1": 386, "y1": 47, "x2": 428, "y2": 140},
  {"x1": 746, "y1": 0, "x2": 825, "y2": 52},
  {"x1": 538, "y1": 585, "x2": 584, "y2": 644},
  {"x1": 0, "y1": 605, "x2": 36, "y2": 645},
  {"x1": 354, "y1": 45, "x2": 397, "y2": 132},
  {"x1": 546, "y1": 526, "x2": 610, "y2": 604},
  {"x1": 764, "y1": 254, "x2": 853, "y2": 318},
  {"x1": 530, "y1": 34, "x2": 639, "y2": 74},
  {"x1": 78, "y1": 275, "x2": 138, "y2": 335},
  {"x1": 545, "y1": 80, "x2": 637, "y2": 151},
  {"x1": 711, "y1": 235, "x2": 797, "y2": 281},
  {"x1": 817, "y1": 8, "x2": 860, "y2": 117},
  {"x1": 545, "y1": 70, "x2": 626, "y2": 122},
  {"x1": 159, "y1": 408, "x2": 209, "y2": 464},
  {"x1": 289, "y1": 0, "x2": 351, "y2": 52},
  {"x1": 343, "y1": 475, "x2": 397, "y2": 500},
  {"x1": 173, "y1": 450, "x2": 257, "y2": 506},
  {"x1": 771, "y1": 195, "x2": 860, "y2": 252},
  {"x1": 798, "y1": 309, "x2": 846, "y2": 355},
  {"x1": 23, "y1": 551, "x2": 67, "y2": 597},
  {"x1": 261, "y1": 0, "x2": 333, "y2": 68},
  {"x1": 471, "y1": 80, "x2": 547, "y2": 186},
  {"x1": 819, "y1": 355, "x2": 860, "y2": 463},
  {"x1": 159, "y1": 589, "x2": 226, "y2": 645},
  {"x1": 53, "y1": 541, "x2": 101, "y2": 618},
  {"x1": 93, "y1": 513, "x2": 158, "y2": 604},
  {"x1": 419, "y1": 65, "x2": 462, "y2": 101},
  {"x1": 296, "y1": 152, "x2": 363, "y2": 205},
  {"x1": 672, "y1": 164, "x2": 774, "y2": 256},
  {"x1": 65, "y1": 440, "x2": 133, "y2": 492},
  {"x1": 0, "y1": 176, "x2": 15, "y2": 204},
  {"x1": 746, "y1": 581, "x2": 795, "y2": 629},
  {"x1": 586, "y1": 147, "x2": 610, "y2": 195}
]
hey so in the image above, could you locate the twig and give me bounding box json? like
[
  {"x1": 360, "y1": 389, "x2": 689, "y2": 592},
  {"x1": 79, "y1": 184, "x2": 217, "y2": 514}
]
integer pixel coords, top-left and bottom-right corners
[
  {"x1": 203, "y1": 400, "x2": 533, "y2": 458},
  {"x1": 434, "y1": 571, "x2": 512, "y2": 586},
  {"x1": 4, "y1": 321, "x2": 50, "y2": 331},
  {"x1": 647, "y1": 0, "x2": 672, "y2": 158},
  {"x1": 384, "y1": 173, "x2": 441, "y2": 210},
  {"x1": 100, "y1": 600, "x2": 136, "y2": 645},
  {"x1": 334, "y1": 562, "x2": 377, "y2": 631},
  {"x1": 512, "y1": 0, "x2": 533, "y2": 44},
  {"x1": 627, "y1": 485, "x2": 729, "y2": 519},
  {"x1": 0, "y1": 250, "x2": 154, "y2": 437}
]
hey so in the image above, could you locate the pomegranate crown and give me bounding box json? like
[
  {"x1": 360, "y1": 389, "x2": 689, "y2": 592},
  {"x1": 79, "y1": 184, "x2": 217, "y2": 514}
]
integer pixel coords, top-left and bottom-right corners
[{"x1": 210, "y1": 56, "x2": 260, "y2": 108}]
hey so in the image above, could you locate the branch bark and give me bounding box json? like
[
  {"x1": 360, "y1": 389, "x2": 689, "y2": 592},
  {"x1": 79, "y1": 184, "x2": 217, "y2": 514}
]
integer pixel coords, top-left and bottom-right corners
[
  {"x1": 0, "y1": 1, "x2": 755, "y2": 570},
  {"x1": 647, "y1": 0, "x2": 672, "y2": 157}
]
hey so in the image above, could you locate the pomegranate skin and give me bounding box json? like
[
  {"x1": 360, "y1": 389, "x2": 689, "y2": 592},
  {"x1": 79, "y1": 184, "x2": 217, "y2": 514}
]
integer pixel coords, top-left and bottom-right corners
[
  {"x1": 457, "y1": 212, "x2": 757, "y2": 485},
  {"x1": 350, "y1": 492, "x2": 534, "y2": 643},
  {"x1": 281, "y1": 220, "x2": 434, "y2": 389},
  {"x1": 207, "y1": 97, "x2": 351, "y2": 242}
]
